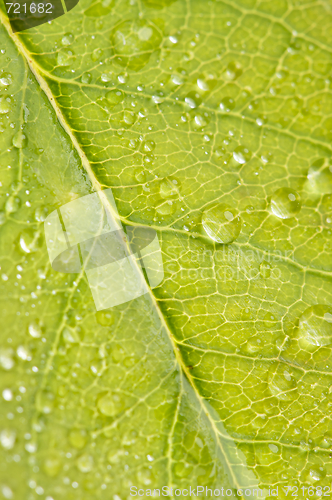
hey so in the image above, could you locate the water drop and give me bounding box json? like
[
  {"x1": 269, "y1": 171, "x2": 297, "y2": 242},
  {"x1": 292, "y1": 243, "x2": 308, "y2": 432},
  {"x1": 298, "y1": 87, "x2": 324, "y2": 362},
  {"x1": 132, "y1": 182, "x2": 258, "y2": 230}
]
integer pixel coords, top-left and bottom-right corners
[
  {"x1": 19, "y1": 230, "x2": 42, "y2": 254},
  {"x1": 6, "y1": 196, "x2": 21, "y2": 214},
  {"x1": 260, "y1": 261, "x2": 271, "y2": 278},
  {"x1": 159, "y1": 177, "x2": 180, "y2": 199},
  {"x1": 105, "y1": 89, "x2": 124, "y2": 106},
  {"x1": 98, "y1": 391, "x2": 126, "y2": 417},
  {"x1": 57, "y1": 48, "x2": 76, "y2": 67},
  {"x1": 270, "y1": 187, "x2": 301, "y2": 219},
  {"x1": 267, "y1": 363, "x2": 298, "y2": 401},
  {"x1": 137, "y1": 467, "x2": 153, "y2": 485},
  {"x1": 0, "y1": 429, "x2": 16, "y2": 450},
  {"x1": 2, "y1": 389, "x2": 13, "y2": 401},
  {"x1": 202, "y1": 203, "x2": 241, "y2": 244},
  {"x1": 43, "y1": 454, "x2": 62, "y2": 477},
  {"x1": 298, "y1": 304, "x2": 332, "y2": 349},
  {"x1": 28, "y1": 321, "x2": 43, "y2": 338},
  {"x1": 223, "y1": 61, "x2": 242, "y2": 81},
  {"x1": 174, "y1": 462, "x2": 192, "y2": 478},
  {"x1": 307, "y1": 159, "x2": 332, "y2": 194},
  {"x1": 142, "y1": 139, "x2": 155, "y2": 153},
  {"x1": 232, "y1": 145, "x2": 251, "y2": 165},
  {"x1": 220, "y1": 97, "x2": 235, "y2": 112},
  {"x1": 96, "y1": 310, "x2": 114, "y2": 326},
  {"x1": 81, "y1": 73, "x2": 92, "y2": 84},
  {"x1": 34, "y1": 205, "x2": 49, "y2": 222},
  {"x1": 61, "y1": 33, "x2": 74, "y2": 46},
  {"x1": 77, "y1": 454, "x2": 94, "y2": 473},
  {"x1": 111, "y1": 20, "x2": 162, "y2": 70},
  {"x1": 0, "y1": 98, "x2": 10, "y2": 114},
  {"x1": 135, "y1": 168, "x2": 146, "y2": 183},
  {"x1": 121, "y1": 110, "x2": 136, "y2": 127},
  {"x1": 69, "y1": 429, "x2": 87, "y2": 449},
  {"x1": 12, "y1": 131, "x2": 27, "y2": 148},
  {"x1": 0, "y1": 348, "x2": 15, "y2": 370}
]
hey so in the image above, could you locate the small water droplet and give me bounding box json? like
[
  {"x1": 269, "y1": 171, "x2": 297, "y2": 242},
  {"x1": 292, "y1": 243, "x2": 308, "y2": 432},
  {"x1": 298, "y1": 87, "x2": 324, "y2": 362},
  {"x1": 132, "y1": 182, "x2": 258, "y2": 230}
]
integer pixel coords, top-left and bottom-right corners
[
  {"x1": 220, "y1": 97, "x2": 235, "y2": 112},
  {"x1": 135, "y1": 168, "x2": 146, "y2": 183},
  {"x1": 34, "y1": 205, "x2": 49, "y2": 222},
  {"x1": 270, "y1": 187, "x2": 301, "y2": 219},
  {"x1": 81, "y1": 73, "x2": 92, "y2": 84},
  {"x1": 12, "y1": 131, "x2": 27, "y2": 148},
  {"x1": 0, "y1": 98, "x2": 10, "y2": 114},
  {"x1": 267, "y1": 363, "x2": 298, "y2": 401},
  {"x1": 28, "y1": 321, "x2": 43, "y2": 338},
  {"x1": 142, "y1": 139, "x2": 155, "y2": 153},
  {"x1": 76, "y1": 454, "x2": 94, "y2": 473},
  {"x1": 61, "y1": 33, "x2": 74, "y2": 46},
  {"x1": 6, "y1": 196, "x2": 21, "y2": 214},
  {"x1": 19, "y1": 230, "x2": 42, "y2": 254},
  {"x1": 0, "y1": 429, "x2": 16, "y2": 450},
  {"x1": 57, "y1": 48, "x2": 76, "y2": 67},
  {"x1": 307, "y1": 159, "x2": 332, "y2": 194},
  {"x1": 298, "y1": 304, "x2": 332, "y2": 349},
  {"x1": 202, "y1": 203, "x2": 241, "y2": 244},
  {"x1": 43, "y1": 454, "x2": 62, "y2": 477},
  {"x1": 98, "y1": 391, "x2": 126, "y2": 417},
  {"x1": 0, "y1": 349, "x2": 15, "y2": 370},
  {"x1": 96, "y1": 310, "x2": 114, "y2": 326},
  {"x1": 69, "y1": 429, "x2": 87, "y2": 449},
  {"x1": 260, "y1": 261, "x2": 271, "y2": 278}
]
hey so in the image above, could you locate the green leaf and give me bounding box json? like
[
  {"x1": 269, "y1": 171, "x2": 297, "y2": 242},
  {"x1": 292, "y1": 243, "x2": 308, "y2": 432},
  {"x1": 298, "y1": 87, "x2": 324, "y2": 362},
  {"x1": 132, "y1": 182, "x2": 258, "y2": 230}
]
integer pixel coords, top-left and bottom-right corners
[{"x1": 0, "y1": 0, "x2": 332, "y2": 498}]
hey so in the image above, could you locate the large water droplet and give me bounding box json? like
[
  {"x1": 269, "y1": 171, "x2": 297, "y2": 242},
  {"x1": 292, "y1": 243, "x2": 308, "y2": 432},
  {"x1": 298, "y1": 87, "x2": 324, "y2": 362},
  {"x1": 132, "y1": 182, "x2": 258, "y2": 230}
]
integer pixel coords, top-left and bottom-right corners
[
  {"x1": 202, "y1": 203, "x2": 241, "y2": 244},
  {"x1": 111, "y1": 20, "x2": 162, "y2": 70},
  {"x1": 105, "y1": 89, "x2": 124, "y2": 106},
  {"x1": 270, "y1": 187, "x2": 301, "y2": 219},
  {"x1": 298, "y1": 304, "x2": 332, "y2": 349}
]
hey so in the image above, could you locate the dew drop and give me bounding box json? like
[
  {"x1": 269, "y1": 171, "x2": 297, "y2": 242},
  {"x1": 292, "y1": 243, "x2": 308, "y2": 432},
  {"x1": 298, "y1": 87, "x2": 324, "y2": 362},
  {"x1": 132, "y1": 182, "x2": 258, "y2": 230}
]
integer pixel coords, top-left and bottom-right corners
[
  {"x1": 96, "y1": 310, "x2": 114, "y2": 327},
  {"x1": 298, "y1": 304, "x2": 332, "y2": 349},
  {"x1": 111, "y1": 20, "x2": 162, "y2": 70},
  {"x1": 142, "y1": 139, "x2": 155, "y2": 153},
  {"x1": 0, "y1": 98, "x2": 10, "y2": 114},
  {"x1": 159, "y1": 177, "x2": 180, "y2": 199},
  {"x1": 307, "y1": 159, "x2": 332, "y2": 194},
  {"x1": 98, "y1": 391, "x2": 126, "y2": 417},
  {"x1": 222, "y1": 61, "x2": 242, "y2": 81},
  {"x1": 267, "y1": 363, "x2": 297, "y2": 401},
  {"x1": 28, "y1": 321, "x2": 43, "y2": 338},
  {"x1": 270, "y1": 187, "x2": 301, "y2": 219},
  {"x1": 34, "y1": 205, "x2": 49, "y2": 222},
  {"x1": 57, "y1": 48, "x2": 76, "y2": 67},
  {"x1": 105, "y1": 89, "x2": 124, "y2": 106},
  {"x1": 220, "y1": 97, "x2": 235, "y2": 112},
  {"x1": 0, "y1": 349, "x2": 15, "y2": 370},
  {"x1": 202, "y1": 203, "x2": 241, "y2": 244},
  {"x1": 137, "y1": 467, "x2": 153, "y2": 485},
  {"x1": 69, "y1": 429, "x2": 87, "y2": 449},
  {"x1": 232, "y1": 145, "x2": 251, "y2": 165},
  {"x1": 81, "y1": 73, "x2": 92, "y2": 84},
  {"x1": 43, "y1": 454, "x2": 62, "y2": 477},
  {"x1": 135, "y1": 168, "x2": 146, "y2": 183},
  {"x1": 12, "y1": 131, "x2": 27, "y2": 148},
  {"x1": 6, "y1": 196, "x2": 21, "y2": 214},
  {"x1": 76, "y1": 454, "x2": 94, "y2": 473},
  {"x1": 19, "y1": 230, "x2": 42, "y2": 254},
  {"x1": 61, "y1": 33, "x2": 74, "y2": 46},
  {"x1": 260, "y1": 261, "x2": 271, "y2": 278},
  {"x1": 0, "y1": 429, "x2": 16, "y2": 450}
]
